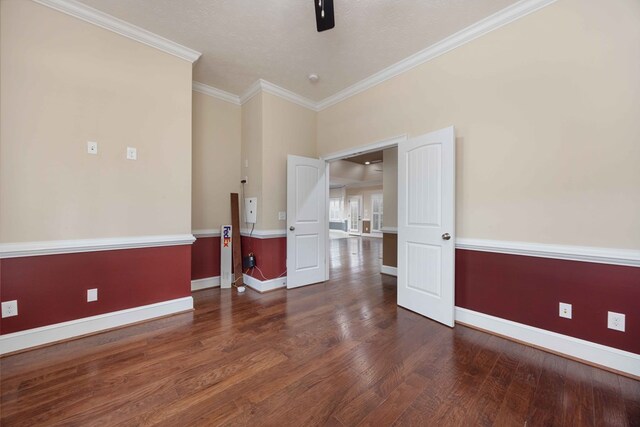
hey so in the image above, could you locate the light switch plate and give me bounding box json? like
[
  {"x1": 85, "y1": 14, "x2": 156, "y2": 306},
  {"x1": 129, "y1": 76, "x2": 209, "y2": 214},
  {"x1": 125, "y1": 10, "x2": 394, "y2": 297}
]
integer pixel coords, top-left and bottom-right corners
[
  {"x1": 87, "y1": 141, "x2": 98, "y2": 155},
  {"x1": 278, "y1": 211, "x2": 286, "y2": 220},
  {"x1": 559, "y1": 302, "x2": 572, "y2": 319},
  {"x1": 1, "y1": 300, "x2": 18, "y2": 318},
  {"x1": 87, "y1": 288, "x2": 98, "y2": 302},
  {"x1": 126, "y1": 147, "x2": 137, "y2": 160}
]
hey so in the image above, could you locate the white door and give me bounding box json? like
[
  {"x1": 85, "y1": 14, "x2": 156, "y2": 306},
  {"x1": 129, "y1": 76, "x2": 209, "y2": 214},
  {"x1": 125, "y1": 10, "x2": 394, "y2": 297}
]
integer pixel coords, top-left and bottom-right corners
[
  {"x1": 371, "y1": 194, "x2": 383, "y2": 232},
  {"x1": 397, "y1": 126, "x2": 455, "y2": 327},
  {"x1": 287, "y1": 155, "x2": 327, "y2": 289},
  {"x1": 348, "y1": 198, "x2": 361, "y2": 234}
]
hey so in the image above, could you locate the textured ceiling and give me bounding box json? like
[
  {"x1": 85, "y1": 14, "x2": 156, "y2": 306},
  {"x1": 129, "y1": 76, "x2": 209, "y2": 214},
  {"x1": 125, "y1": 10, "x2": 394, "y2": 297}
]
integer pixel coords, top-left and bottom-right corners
[{"x1": 80, "y1": 0, "x2": 518, "y2": 101}]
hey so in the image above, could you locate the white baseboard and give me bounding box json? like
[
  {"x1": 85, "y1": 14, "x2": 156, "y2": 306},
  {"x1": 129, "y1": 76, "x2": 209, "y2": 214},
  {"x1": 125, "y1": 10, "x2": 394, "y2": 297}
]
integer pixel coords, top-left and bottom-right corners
[
  {"x1": 243, "y1": 274, "x2": 287, "y2": 293},
  {"x1": 0, "y1": 297, "x2": 193, "y2": 355},
  {"x1": 455, "y1": 307, "x2": 640, "y2": 378},
  {"x1": 191, "y1": 276, "x2": 220, "y2": 291},
  {"x1": 381, "y1": 265, "x2": 398, "y2": 276}
]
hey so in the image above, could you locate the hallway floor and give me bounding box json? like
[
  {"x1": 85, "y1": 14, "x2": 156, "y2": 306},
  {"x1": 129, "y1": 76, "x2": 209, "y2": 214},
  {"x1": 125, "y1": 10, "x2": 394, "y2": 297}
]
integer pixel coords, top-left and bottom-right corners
[{"x1": 1, "y1": 237, "x2": 638, "y2": 425}]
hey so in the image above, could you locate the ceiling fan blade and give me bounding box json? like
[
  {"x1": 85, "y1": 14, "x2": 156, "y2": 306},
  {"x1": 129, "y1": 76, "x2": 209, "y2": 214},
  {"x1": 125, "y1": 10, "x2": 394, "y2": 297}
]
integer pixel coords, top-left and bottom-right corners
[{"x1": 314, "y1": 0, "x2": 335, "y2": 32}]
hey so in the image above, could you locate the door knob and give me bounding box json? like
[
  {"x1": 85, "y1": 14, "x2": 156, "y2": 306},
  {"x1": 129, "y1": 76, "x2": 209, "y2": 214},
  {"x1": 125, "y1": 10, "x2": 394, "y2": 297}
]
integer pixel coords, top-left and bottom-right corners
[
  {"x1": 289, "y1": 226, "x2": 295, "y2": 231},
  {"x1": 442, "y1": 233, "x2": 451, "y2": 240}
]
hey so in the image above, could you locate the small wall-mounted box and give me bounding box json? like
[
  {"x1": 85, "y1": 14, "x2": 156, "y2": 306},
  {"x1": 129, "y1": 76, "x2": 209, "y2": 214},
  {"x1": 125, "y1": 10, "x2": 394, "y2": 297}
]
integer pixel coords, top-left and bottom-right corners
[{"x1": 245, "y1": 197, "x2": 257, "y2": 224}]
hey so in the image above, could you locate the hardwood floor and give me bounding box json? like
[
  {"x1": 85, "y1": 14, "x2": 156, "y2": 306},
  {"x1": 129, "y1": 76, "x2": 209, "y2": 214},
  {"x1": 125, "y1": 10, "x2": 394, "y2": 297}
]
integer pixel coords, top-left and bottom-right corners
[{"x1": 1, "y1": 236, "x2": 639, "y2": 426}]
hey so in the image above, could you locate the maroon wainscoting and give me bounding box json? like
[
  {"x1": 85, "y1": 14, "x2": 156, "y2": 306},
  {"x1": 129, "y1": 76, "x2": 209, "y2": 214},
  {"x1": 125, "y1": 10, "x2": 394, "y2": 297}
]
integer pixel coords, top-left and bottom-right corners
[
  {"x1": 0, "y1": 245, "x2": 191, "y2": 335},
  {"x1": 241, "y1": 236, "x2": 287, "y2": 280},
  {"x1": 455, "y1": 249, "x2": 640, "y2": 354},
  {"x1": 191, "y1": 236, "x2": 221, "y2": 280}
]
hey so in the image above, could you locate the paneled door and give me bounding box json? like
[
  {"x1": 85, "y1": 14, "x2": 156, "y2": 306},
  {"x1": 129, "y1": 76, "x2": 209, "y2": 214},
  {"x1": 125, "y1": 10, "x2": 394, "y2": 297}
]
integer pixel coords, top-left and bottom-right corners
[
  {"x1": 348, "y1": 197, "x2": 361, "y2": 234},
  {"x1": 287, "y1": 155, "x2": 327, "y2": 288},
  {"x1": 397, "y1": 126, "x2": 455, "y2": 327}
]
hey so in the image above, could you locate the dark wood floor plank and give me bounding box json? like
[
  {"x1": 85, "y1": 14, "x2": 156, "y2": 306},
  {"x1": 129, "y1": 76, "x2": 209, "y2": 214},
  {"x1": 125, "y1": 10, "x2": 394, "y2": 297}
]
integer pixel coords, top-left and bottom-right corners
[{"x1": 1, "y1": 236, "x2": 638, "y2": 426}]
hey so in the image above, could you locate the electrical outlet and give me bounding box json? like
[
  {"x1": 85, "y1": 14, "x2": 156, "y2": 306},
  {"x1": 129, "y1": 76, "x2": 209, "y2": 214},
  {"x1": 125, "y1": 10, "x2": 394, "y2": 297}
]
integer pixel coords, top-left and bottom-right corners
[
  {"x1": 607, "y1": 311, "x2": 625, "y2": 332},
  {"x1": 87, "y1": 141, "x2": 98, "y2": 155},
  {"x1": 1, "y1": 300, "x2": 18, "y2": 318},
  {"x1": 87, "y1": 288, "x2": 98, "y2": 302},
  {"x1": 126, "y1": 147, "x2": 137, "y2": 160},
  {"x1": 559, "y1": 302, "x2": 572, "y2": 319}
]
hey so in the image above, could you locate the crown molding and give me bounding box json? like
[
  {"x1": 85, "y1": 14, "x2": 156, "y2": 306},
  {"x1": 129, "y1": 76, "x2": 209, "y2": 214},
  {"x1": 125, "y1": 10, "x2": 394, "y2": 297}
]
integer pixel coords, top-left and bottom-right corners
[
  {"x1": 239, "y1": 80, "x2": 264, "y2": 105},
  {"x1": 316, "y1": 0, "x2": 557, "y2": 110},
  {"x1": 455, "y1": 238, "x2": 640, "y2": 268},
  {"x1": 0, "y1": 234, "x2": 196, "y2": 259},
  {"x1": 259, "y1": 80, "x2": 318, "y2": 111},
  {"x1": 32, "y1": 0, "x2": 201, "y2": 63},
  {"x1": 239, "y1": 79, "x2": 318, "y2": 111},
  {"x1": 193, "y1": 82, "x2": 241, "y2": 105}
]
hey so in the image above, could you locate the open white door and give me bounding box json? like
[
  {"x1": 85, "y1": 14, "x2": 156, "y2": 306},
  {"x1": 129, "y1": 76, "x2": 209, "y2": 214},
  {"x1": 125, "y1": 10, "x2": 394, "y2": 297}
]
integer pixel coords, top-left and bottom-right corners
[
  {"x1": 397, "y1": 126, "x2": 455, "y2": 327},
  {"x1": 287, "y1": 155, "x2": 327, "y2": 289}
]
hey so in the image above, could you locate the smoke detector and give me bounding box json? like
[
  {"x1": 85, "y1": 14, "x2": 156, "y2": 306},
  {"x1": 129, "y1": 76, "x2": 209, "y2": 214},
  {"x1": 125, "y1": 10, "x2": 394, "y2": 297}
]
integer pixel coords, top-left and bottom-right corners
[{"x1": 308, "y1": 74, "x2": 319, "y2": 83}]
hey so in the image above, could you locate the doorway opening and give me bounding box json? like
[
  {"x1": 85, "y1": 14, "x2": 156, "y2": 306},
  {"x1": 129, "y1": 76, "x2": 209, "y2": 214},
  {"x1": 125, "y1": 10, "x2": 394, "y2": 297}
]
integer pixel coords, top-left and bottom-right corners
[{"x1": 288, "y1": 128, "x2": 455, "y2": 327}]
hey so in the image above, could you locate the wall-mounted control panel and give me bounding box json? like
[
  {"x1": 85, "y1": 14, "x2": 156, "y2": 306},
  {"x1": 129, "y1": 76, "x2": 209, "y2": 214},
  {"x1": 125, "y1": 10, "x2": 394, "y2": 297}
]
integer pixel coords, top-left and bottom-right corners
[{"x1": 245, "y1": 197, "x2": 257, "y2": 224}]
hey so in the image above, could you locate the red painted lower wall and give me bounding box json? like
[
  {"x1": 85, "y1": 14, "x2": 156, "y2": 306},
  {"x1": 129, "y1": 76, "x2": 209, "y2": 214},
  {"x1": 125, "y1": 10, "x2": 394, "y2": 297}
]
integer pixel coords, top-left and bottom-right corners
[
  {"x1": 191, "y1": 236, "x2": 221, "y2": 280},
  {"x1": 0, "y1": 245, "x2": 191, "y2": 335},
  {"x1": 190, "y1": 235, "x2": 286, "y2": 281},
  {"x1": 455, "y1": 249, "x2": 640, "y2": 355},
  {"x1": 241, "y1": 236, "x2": 286, "y2": 280}
]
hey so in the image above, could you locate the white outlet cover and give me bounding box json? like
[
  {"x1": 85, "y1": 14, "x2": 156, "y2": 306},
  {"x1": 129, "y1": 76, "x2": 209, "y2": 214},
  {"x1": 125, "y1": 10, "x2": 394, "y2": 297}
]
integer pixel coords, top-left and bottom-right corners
[
  {"x1": 1, "y1": 300, "x2": 18, "y2": 318},
  {"x1": 126, "y1": 147, "x2": 137, "y2": 160},
  {"x1": 559, "y1": 302, "x2": 572, "y2": 319},
  {"x1": 607, "y1": 311, "x2": 625, "y2": 332},
  {"x1": 87, "y1": 288, "x2": 98, "y2": 302},
  {"x1": 87, "y1": 141, "x2": 98, "y2": 155}
]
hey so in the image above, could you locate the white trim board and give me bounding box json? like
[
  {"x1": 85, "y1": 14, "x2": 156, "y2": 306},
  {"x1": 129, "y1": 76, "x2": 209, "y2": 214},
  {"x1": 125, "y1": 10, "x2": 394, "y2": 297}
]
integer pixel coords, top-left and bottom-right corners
[
  {"x1": 193, "y1": 82, "x2": 241, "y2": 105},
  {"x1": 455, "y1": 238, "x2": 640, "y2": 268},
  {"x1": 381, "y1": 265, "x2": 397, "y2": 277},
  {"x1": 243, "y1": 274, "x2": 287, "y2": 293},
  {"x1": 239, "y1": 79, "x2": 317, "y2": 111},
  {"x1": 455, "y1": 307, "x2": 640, "y2": 378},
  {"x1": 381, "y1": 227, "x2": 398, "y2": 234},
  {"x1": 240, "y1": 229, "x2": 286, "y2": 239},
  {"x1": 0, "y1": 234, "x2": 196, "y2": 259},
  {"x1": 191, "y1": 276, "x2": 220, "y2": 291},
  {"x1": 315, "y1": 0, "x2": 557, "y2": 110},
  {"x1": 32, "y1": 0, "x2": 201, "y2": 63},
  {"x1": 192, "y1": 229, "x2": 222, "y2": 238},
  {"x1": 0, "y1": 297, "x2": 193, "y2": 355}
]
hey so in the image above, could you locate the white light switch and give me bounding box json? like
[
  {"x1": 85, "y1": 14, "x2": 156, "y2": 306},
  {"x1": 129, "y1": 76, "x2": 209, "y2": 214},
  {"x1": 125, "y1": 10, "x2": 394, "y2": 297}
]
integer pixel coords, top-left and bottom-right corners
[
  {"x1": 87, "y1": 141, "x2": 98, "y2": 155},
  {"x1": 126, "y1": 147, "x2": 137, "y2": 160},
  {"x1": 87, "y1": 289, "x2": 98, "y2": 302},
  {"x1": 278, "y1": 211, "x2": 286, "y2": 220}
]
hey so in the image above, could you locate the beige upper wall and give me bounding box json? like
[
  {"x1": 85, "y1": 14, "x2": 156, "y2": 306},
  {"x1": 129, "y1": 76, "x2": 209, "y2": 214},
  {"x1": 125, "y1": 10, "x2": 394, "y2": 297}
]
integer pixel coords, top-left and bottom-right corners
[
  {"x1": 0, "y1": 0, "x2": 193, "y2": 242},
  {"x1": 261, "y1": 92, "x2": 316, "y2": 230},
  {"x1": 382, "y1": 148, "x2": 398, "y2": 229},
  {"x1": 192, "y1": 91, "x2": 241, "y2": 231},
  {"x1": 317, "y1": 0, "x2": 640, "y2": 249},
  {"x1": 240, "y1": 92, "x2": 264, "y2": 228}
]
